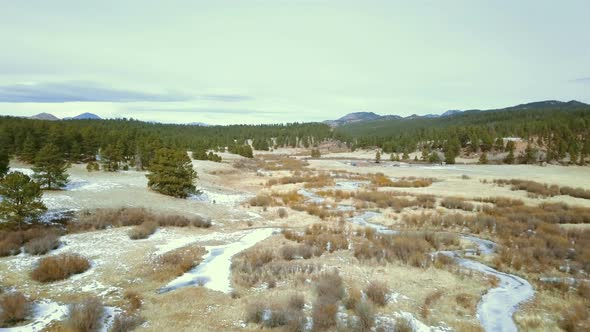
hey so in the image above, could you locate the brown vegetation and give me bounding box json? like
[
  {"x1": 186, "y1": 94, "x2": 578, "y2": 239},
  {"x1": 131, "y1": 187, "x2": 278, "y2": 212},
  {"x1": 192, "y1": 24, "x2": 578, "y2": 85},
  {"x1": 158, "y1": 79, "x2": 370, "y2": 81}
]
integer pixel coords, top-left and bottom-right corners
[
  {"x1": 23, "y1": 233, "x2": 61, "y2": 255},
  {"x1": 30, "y1": 253, "x2": 91, "y2": 282},
  {"x1": 494, "y1": 179, "x2": 590, "y2": 200},
  {"x1": 66, "y1": 297, "x2": 104, "y2": 332},
  {"x1": 109, "y1": 313, "x2": 144, "y2": 332},
  {"x1": 440, "y1": 197, "x2": 475, "y2": 211},
  {"x1": 365, "y1": 281, "x2": 389, "y2": 307},
  {"x1": 0, "y1": 291, "x2": 31, "y2": 327},
  {"x1": 153, "y1": 245, "x2": 206, "y2": 281},
  {"x1": 128, "y1": 221, "x2": 158, "y2": 240},
  {"x1": 371, "y1": 173, "x2": 434, "y2": 187}
]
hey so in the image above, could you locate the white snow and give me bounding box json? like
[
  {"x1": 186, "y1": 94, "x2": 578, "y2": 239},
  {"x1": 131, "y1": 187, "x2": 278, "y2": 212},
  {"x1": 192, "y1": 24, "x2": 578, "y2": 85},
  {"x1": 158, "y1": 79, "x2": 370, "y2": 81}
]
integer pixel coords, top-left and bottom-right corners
[{"x1": 159, "y1": 228, "x2": 276, "y2": 293}]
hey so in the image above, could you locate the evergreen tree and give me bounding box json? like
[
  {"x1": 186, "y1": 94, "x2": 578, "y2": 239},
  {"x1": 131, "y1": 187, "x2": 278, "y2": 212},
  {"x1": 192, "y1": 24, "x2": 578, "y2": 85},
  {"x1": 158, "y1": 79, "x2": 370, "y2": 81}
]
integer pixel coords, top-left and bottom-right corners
[
  {"x1": 429, "y1": 152, "x2": 441, "y2": 163},
  {"x1": 444, "y1": 137, "x2": 460, "y2": 164},
  {"x1": 494, "y1": 138, "x2": 505, "y2": 152},
  {"x1": 100, "y1": 144, "x2": 123, "y2": 171},
  {"x1": 147, "y1": 148, "x2": 197, "y2": 198},
  {"x1": 192, "y1": 149, "x2": 208, "y2": 160},
  {"x1": 32, "y1": 143, "x2": 70, "y2": 190},
  {"x1": 20, "y1": 134, "x2": 37, "y2": 163},
  {"x1": 520, "y1": 144, "x2": 537, "y2": 164},
  {"x1": 0, "y1": 149, "x2": 9, "y2": 178},
  {"x1": 375, "y1": 150, "x2": 381, "y2": 163},
  {"x1": 402, "y1": 151, "x2": 410, "y2": 160},
  {"x1": 0, "y1": 172, "x2": 47, "y2": 228},
  {"x1": 479, "y1": 152, "x2": 488, "y2": 164}
]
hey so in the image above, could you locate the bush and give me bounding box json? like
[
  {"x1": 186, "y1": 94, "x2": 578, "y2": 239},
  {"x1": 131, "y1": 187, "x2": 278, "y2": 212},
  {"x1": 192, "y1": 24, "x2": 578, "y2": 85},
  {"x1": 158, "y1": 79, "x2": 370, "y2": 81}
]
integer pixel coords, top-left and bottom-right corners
[
  {"x1": 558, "y1": 303, "x2": 588, "y2": 332},
  {"x1": 354, "y1": 300, "x2": 375, "y2": 332},
  {"x1": 156, "y1": 245, "x2": 206, "y2": 279},
  {"x1": 128, "y1": 221, "x2": 158, "y2": 240},
  {"x1": 365, "y1": 281, "x2": 389, "y2": 307},
  {"x1": 30, "y1": 253, "x2": 91, "y2": 282},
  {"x1": 124, "y1": 290, "x2": 142, "y2": 311},
  {"x1": 109, "y1": 313, "x2": 144, "y2": 332},
  {"x1": 23, "y1": 233, "x2": 61, "y2": 255},
  {"x1": 249, "y1": 194, "x2": 273, "y2": 207},
  {"x1": 0, "y1": 292, "x2": 30, "y2": 326},
  {"x1": 278, "y1": 208, "x2": 288, "y2": 218},
  {"x1": 394, "y1": 317, "x2": 413, "y2": 332},
  {"x1": 312, "y1": 297, "x2": 338, "y2": 331},
  {"x1": 0, "y1": 238, "x2": 21, "y2": 257},
  {"x1": 67, "y1": 297, "x2": 104, "y2": 332},
  {"x1": 344, "y1": 287, "x2": 362, "y2": 310},
  {"x1": 287, "y1": 293, "x2": 305, "y2": 311},
  {"x1": 315, "y1": 271, "x2": 344, "y2": 302},
  {"x1": 420, "y1": 290, "x2": 442, "y2": 318},
  {"x1": 440, "y1": 197, "x2": 474, "y2": 211}
]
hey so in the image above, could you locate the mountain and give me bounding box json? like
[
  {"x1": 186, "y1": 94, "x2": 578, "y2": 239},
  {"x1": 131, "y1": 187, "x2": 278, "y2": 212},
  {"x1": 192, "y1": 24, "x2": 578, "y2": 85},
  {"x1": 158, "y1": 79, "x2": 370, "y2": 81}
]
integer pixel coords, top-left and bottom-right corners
[
  {"x1": 30, "y1": 113, "x2": 59, "y2": 121},
  {"x1": 188, "y1": 122, "x2": 210, "y2": 126},
  {"x1": 70, "y1": 112, "x2": 102, "y2": 120},
  {"x1": 324, "y1": 112, "x2": 382, "y2": 127},
  {"x1": 336, "y1": 99, "x2": 590, "y2": 138}
]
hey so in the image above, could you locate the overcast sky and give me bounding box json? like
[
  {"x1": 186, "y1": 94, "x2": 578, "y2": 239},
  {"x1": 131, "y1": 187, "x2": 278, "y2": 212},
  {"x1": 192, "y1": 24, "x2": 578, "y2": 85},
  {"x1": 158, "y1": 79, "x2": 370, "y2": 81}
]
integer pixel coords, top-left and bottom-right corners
[{"x1": 1, "y1": 0, "x2": 589, "y2": 124}]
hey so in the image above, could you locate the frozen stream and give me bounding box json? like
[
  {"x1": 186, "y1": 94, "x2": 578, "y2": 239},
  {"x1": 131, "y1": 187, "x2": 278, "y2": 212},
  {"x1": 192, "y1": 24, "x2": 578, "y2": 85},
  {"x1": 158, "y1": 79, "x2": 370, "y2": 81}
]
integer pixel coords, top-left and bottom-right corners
[
  {"x1": 158, "y1": 228, "x2": 276, "y2": 294},
  {"x1": 348, "y1": 212, "x2": 534, "y2": 332}
]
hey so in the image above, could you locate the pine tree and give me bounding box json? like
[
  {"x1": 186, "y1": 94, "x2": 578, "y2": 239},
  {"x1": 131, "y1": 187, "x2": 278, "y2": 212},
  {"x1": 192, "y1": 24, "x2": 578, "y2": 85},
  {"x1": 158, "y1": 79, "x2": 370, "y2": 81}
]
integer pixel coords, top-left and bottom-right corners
[
  {"x1": 494, "y1": 138, "x2": 504, "y2": 152},
  {"x1": 0, "y1": 149, "x2": 9, "y2": 178},
  {"x1": 429, "y1": 152, "x2": 441, "y2": 163},
  {"x1": 100, "y1": 144, "x2": 123, "y2": 171},
  {"x1": 311, "y1": 148, "x2": 321, "y2": 158},
  {"x1": 147, "y1": 148, "x2": 197, "y2": 198},
  {"x1": 20, "y1": 134, "x2": 37, "y2": 163},
  {"x1": 375, "y1": 150, "x2": 381, "y2": 163},
  {"x1": 0, "y1": 172, "x2": 47, "y2": 227},
  {"x1": 32, "y1": 143, "x2": 70, "y2": 190}
]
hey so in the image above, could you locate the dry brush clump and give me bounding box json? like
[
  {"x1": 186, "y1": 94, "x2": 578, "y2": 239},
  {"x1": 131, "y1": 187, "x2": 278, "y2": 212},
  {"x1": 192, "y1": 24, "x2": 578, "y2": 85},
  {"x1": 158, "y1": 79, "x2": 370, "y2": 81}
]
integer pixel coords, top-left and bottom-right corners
[
  {"x1": 420, "y1": 290, "x2": 443, "y2": 319},
  {"x1": 0, "y1": 291, "x2": 31, "y2": 327},
  {"x1": 66, "y1": 297, "x2": 104, "y2": 332},
  {"x1": 73, "y1": 208, "x2": 210, "y2": 232},
  {"x1": 153, "y1": 245, "x2": 206, "y2": 281},
  {"x1": 440, "y1": 197, "x2": 475, "y2": 212},
  {"x1": 354, "y1": 191, "x2": 436, "y2": 212},
  {"x1": 370, "y1": 173, "x2": 434, "y2": 188},
  {"x1": 494, "y1": 178, "x2": 590, "y2": 200},
  {"x1": 312, "y1": 271, "x2": 344, "y2": 331},
  {"x1": 109, "y1": 313, "x2": 144, "y2": 332},
  {"x1": 365, "y1": 281, "x2": 389, "y2": 307},
  {"x1": 23, "y1": 232, "x2": 61, "y2": 255},
  {"x1": 245, "y1": 293, "x2": 306, "y2": 331},
  {"x1": 30, "y1": 253, "x2": 91, "y2": 282},
  {"x1": 128, "y1": 221, "x2": 158, "y2": 240}
]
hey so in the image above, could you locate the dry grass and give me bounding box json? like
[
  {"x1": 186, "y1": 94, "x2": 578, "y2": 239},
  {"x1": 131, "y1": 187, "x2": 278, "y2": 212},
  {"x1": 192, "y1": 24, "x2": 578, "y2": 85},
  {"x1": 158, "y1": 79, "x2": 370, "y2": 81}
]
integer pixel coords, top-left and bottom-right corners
[
  {"x1": 0, "y1": 291, "x2": 31, "y2": 327},
  {"x1": 494, "y1": 178, "x2": 590, "y2": 200},
  {"x1": 558, "y1": 303, "x2": 589, "y2": 332},
  {"x1": 23, "y1": 233, "x2": 61, "y2": 255},
  {"x1": 109, "y1": 313, "x2": 144, "y2": 332},
  {"x1": 441, "y1": 197, "x2": 475, "y2": 212},
  {"x1": 278, "y1": 207, "x2": 288, "y2": 218},
  {"x1": 371, "y1": 173, "x2": 434, "y2": 187},
  {"x1": 249, "y1": 193, "x2": 273, "y2": 207},
  {"x1": 245, "y1": 294, "x2": 306, "y2": 331},
  {"x1": 30, "y1": 253, "x2": 91, "y2": 282},
  {"x1": 354, "y1": 191, "x2": 436, "y2": 211},
  {"x1": 128, "y1": 221, "x2": 158, "y2": 240},
  {"x1": 73, "y1": 208, "x2": 210, "y2": 232},
  {"x1": 420, "y1": 290, "x2": 443, "y2": 318},
  {"x1": 124, "y1": 290, "x2": 142, "y2": 311},
  {"x1": 153, "y1": 245, "x2": 207, "y2": 281},
  {"x1": 365, "y1": 281, "x2": 389, "y2": 307},
  {"x1": 66, "y1": 297, "x2": 104, "y2": 332}
]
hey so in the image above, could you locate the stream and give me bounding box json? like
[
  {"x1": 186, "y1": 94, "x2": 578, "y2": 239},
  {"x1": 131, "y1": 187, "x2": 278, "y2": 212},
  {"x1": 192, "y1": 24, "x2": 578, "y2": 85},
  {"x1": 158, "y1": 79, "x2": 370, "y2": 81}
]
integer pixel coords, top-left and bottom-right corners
[
  {"x1": 158, "y1": 228, "x2": 276, "y2": 294},
  {"x1": 350, "y1": 212, "x2": 534, "y2": 332}
]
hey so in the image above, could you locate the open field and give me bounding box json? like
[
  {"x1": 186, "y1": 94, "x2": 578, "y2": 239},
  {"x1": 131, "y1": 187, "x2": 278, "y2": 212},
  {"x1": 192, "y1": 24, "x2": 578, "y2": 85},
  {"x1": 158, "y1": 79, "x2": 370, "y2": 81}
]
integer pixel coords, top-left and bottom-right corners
[{"x1": 1, "y1": 149, "x2": 589, "y2": 331}]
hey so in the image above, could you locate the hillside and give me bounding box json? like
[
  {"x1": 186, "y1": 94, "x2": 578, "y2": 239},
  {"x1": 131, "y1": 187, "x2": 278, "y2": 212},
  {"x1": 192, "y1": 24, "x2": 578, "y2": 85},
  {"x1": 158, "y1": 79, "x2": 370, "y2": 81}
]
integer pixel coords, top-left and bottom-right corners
[{"x1": 30, "y1": 112, "x2": 60, "y2": 121}]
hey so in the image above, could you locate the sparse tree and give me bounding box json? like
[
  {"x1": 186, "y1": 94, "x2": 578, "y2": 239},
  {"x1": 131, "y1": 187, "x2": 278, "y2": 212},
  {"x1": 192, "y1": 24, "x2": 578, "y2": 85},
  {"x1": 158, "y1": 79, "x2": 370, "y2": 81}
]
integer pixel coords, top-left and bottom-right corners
[
  {"x1": 32, "y1": 143, "x2": 70, "y2": 190},
  {"x1": 0, "y1": 172, "x2": 46, "y2": 227},
  {"x1": 375, "y1": 150, "x2": 381, "y2": 163},
  {"x1": 147, "y1": 148, "x2": 197, "y2": 198},
  {"x1": 311, "y1": 148, "x2": 321, "y2": 158}
]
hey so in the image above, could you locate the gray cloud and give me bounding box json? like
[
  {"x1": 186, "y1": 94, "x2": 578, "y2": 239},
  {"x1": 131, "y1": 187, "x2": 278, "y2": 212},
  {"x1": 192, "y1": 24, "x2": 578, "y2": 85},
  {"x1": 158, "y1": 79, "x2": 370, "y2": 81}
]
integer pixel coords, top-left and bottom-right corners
[{"x1": 0, "y1": 81, "x2": 191, "y2": 103}]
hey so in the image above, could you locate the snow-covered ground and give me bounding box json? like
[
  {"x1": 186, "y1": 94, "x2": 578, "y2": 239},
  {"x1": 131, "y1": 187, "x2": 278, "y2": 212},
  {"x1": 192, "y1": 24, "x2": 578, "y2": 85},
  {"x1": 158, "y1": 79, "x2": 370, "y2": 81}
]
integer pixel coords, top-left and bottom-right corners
[{"x1": 159, "y1": 228, "x2": 276, "y2": 293}]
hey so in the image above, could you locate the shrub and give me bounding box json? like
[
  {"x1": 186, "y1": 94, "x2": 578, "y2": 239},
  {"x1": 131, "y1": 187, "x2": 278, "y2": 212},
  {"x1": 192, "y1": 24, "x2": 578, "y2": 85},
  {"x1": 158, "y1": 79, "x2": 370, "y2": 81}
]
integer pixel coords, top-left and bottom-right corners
[
  {"x1": 558, "y1": 303, "x2": 588, "y2": 332},
  {"x1": 278, "y1": 208, "x2": 288, "y2": 218},
  {"x1": 0, "y1": 238, "x2": 21, "y2": 257},
  {"x1": 23, "y1": 233, "x2": 61, "y2": 255},
  {"x1": 365, "y1": 281, "x2": 389, "y2": 307},
  {"x1": 287, "y1": 293, "x2": 305, "y2": 311},
  {"x1": 109, "y1": 313, "x2": 144, "y2": 332},
  {"x1": 249, "y1": 194, "x2": 273, "y2": 207},
  {"x1": 344, "y1": 287, "x2": 362, "y2": 310},
  {"x1": 354, "y1": 300, "x2": 375, "y2": 332},
  {"x1": 315, "y1": 271, "x2": 344, "y2": 302},
  {"x1": 128, "y1": 221, "x2": 158, "y2": 240},
  {"x1": 312, "y1": 297, "x2": 338, "y2": 331},
  {"x1": 440, "y1": 197, "x2": 474, "y2": 211},
  {"x1": 31, "y1": 253, "x2": 91, "y2": 282},
  {"x1": 0, "y1": 291, "x2": 30, "y2": 326},
  {"x1": 155, "y1": 245, "x2": 206, "y2": 279},
  {"x1": 394, "y1": 317, "x2": 412, "y2": 332},
  {"x1": 420, "y1": 290, "x2": 443, "y2": 318},
  {"x1": 124, "y1": 290, "x2": 142, "y2": 311},
  {"x1": 67, "y1": 297, "x2": 104, "y2": 332}
]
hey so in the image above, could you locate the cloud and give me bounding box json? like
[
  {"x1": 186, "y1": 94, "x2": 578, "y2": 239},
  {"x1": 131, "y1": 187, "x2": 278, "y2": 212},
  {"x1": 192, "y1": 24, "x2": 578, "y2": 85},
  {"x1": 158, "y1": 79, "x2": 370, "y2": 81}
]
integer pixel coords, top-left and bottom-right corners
[
  {"x1": 126, "y1": 107, "x2": 281, "y2": 115},
  {"x1": 570, "y1": 77, "x2": 590, "y2": 84},
  {"x1": 201, "y1": 95, "x2": 253, "y2": 102},
  {"x1": 0, "y1": 81, "x2": 191, "y2": 103}
]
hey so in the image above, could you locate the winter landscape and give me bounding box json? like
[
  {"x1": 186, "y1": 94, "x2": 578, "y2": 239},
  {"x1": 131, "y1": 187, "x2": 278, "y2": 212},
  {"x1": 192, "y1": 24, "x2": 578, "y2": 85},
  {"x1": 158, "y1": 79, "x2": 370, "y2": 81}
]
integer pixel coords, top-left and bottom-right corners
[{"x1": 1, "y1": 1, "x2": 590, "y2": 332}]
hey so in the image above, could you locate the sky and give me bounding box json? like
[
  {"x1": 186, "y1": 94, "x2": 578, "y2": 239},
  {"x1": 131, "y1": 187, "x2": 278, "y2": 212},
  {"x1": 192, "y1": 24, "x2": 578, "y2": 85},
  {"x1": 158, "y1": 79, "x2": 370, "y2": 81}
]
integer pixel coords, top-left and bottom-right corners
[{"x1": 1, "y1": 0, "x2": 589, "y2": 125}]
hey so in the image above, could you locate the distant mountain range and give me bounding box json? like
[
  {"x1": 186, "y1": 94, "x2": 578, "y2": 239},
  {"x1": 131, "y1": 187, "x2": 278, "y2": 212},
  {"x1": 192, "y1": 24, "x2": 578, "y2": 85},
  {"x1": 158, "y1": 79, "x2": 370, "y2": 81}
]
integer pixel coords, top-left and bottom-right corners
[
  {"x1": 30, "y1": 112, "x2": 102, "y2": 121},
  {"x1": 324, "y1": 100, "x2": 589, "y2": 127}
]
